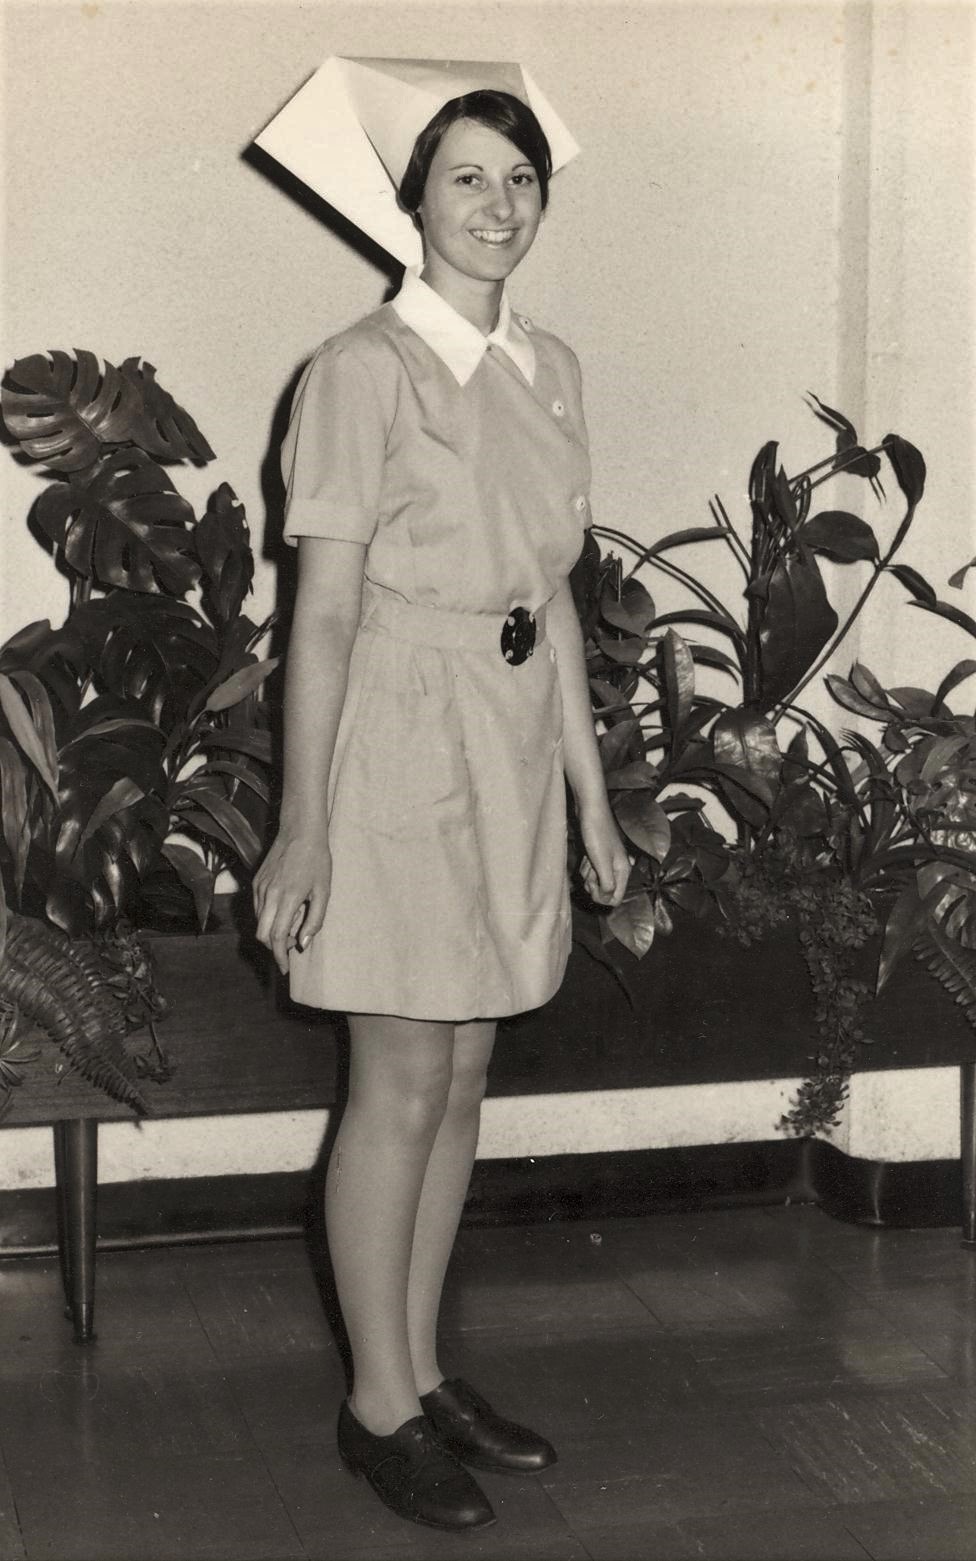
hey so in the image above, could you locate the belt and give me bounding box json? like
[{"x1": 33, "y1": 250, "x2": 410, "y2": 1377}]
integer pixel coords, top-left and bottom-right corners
[{"x1": 361, "y1": 583, "x2": 547, "y2": 666}]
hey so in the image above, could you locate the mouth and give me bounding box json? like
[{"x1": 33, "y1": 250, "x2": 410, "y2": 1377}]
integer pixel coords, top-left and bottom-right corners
[{"x1": 469, "y1": 228, "x2": 518, "y2": 247}]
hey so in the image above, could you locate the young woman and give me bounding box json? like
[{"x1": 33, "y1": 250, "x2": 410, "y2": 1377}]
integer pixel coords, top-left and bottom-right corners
[{"x1": 254, "y1": 77, "x2": 629, "y2": 1533}]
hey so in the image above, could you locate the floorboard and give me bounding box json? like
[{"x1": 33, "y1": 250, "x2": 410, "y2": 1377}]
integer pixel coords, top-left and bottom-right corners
[{"x1": 1, "y1": 1206, "x2": 974, "y2": 1559}]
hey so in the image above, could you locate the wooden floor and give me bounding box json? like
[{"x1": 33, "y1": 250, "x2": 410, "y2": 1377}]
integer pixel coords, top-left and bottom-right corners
[{"x1": 1, "y1": 1205, "x2": 975, "y2": 1560}]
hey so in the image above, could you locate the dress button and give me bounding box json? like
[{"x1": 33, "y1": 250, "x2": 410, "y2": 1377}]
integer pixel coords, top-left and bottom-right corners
[
  {"x1": 574, "y1": 495, "x2": 588, "y2": 514},
  {"x1": 552, "y1": 399, "x2": 565, "y2": 417},
  {"x1": 518, "y1": 314, "x2": 533, "y2": 332}
]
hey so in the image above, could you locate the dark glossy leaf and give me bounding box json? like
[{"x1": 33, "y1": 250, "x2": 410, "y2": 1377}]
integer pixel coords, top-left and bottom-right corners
[
  {"x1": 73, "y1": 595, "x2": 219, "y2": 729},
  {"x1": 119, "y1": 358, "x2": 215, "y2": 464},
  {"x1": 659, "y1": 792, "x2": 705, "y2": 814},
  {"x1": 600, "y1": 583, "x2": 655, "y2": 637},
  {"x1": 653, "y1": 609, "x2": 747, "y2": 647},
  {"x1": 0, "y1": 619, "x2": 87, "y2": 728},
  {"x1": 883, "y1": 721, "x2": 911, "y2": 753},
  {"x1": 0, "y1": 737, "x2": 29, "y2": 896},
  {"x1": 839, "y1": 445, "x2": 883, "y2": 482},
  {"x1": 42, "y1": 730, "x2": 169, "y2": 932},
  {"x1": 887, "y1": 563, "x2": 937, "y2": 605},
  {"x1": 1, "y1": 350, "x2": 142, "y2": 472},
  {"x1": 174, "y1": 789, "x2": 262, "y2": 866},
  {"x1": 34, "y1": 448, "x2": 200, "y2": 594},
  {"x1": 949, "y1": 556, "x2": 976, "y2": 590},
  {"x1": 756, "y1": 551, "x2": 838, "y2": 709},
  {"x1": 193, "y1": 759, "x2": 271, "y2": 804},
  {"x1": 884, "y1": 874, "x2": 975, "y2": 992},
  {"x1": 783, "y1": 728, "x2": 810, "y2": 785},
  {"x1": 0, "y1": 673, "x2": 59, "y2": 799},
  {"x1": 5, "y1": 670, "x2": 58, "y2": 782},
  {"x1": 888, "y1": 685, "x2": 941, "y2": 719},
  {"x1": 199, "y1": 727, "x2": 273, "y2": 765},
  {"x1": 709, "y1": 759, "x2": 775, "y2": 807},
  {"x1": 569, "y1": 528, "x2": 604, "y2": 631},
  {"x1": 660, "y1": 628, "x2": 694, "y2": 742},
  {"x1": 749, "y1": 440, "x2": 779, "y2": 514},
  {"x1": 194, "y1": 483, "x2": 254, "y2": 625},
  {"x1": 204, "y1": 658, "x2": 279, "y2": 713},
  {"x1": 605, "y1": 761, "x2": 659, "y2": 790},
  {"x1": 776, "y1": 780, "x2": 829, "y2": 837},
  {"x1": 62, "y1": 715, "x2": 160, "y2": 746},
  {"x1": 850, "y1": 664, "x2": 892, "y2": 710},
  {"x1": 599, "y1": 718, "x2": 642, "y2": 772},
  {"x1": 589, "y1": 677, "x2": 628, "y2": 711},
  {"x1": 800, "y1": 510, "x2": 879, "y2": 562},
  {"x1": 160, "y1": 842, "x2": 216, "y2": 931},
  {"x1": 827, "y1": 670, "x2": 886, "y2": 719},
  {"x1": 606, "y1": 891, "x2": 657, "y2": 958},
  {"x1": 613, "y1": 792, "x2": 672, "y2": 862},
  {"x1": 636, "y1": 526, "x2": 722, "y2": 560},
  {"x1": 909, "y1": 598, "x2": 976, "y2": 642},
  {"x1": 689, "y1": 643, "x2": 740, "y2": 676},
  {"x1": 78, "y1": 776, "x2": 146, "y2": 850},
  {"x1": 883, "y1": 434, "x2": 927, "y2": 512},
  {"x1": 934, "y1": 660, "x2": 976, "y2": 711},
  {"x1": 596, "y1": 632, "x2": 647, "y2": 666},
  {"x1": 805, "y1": 393, "x2": 858, "y2": 444},
  {"x1": 918, "y1": 733, "x2": 970, "y2": 785},
  {"x1": 712, "y1": 708, "x2": 782, "y2": 793}
]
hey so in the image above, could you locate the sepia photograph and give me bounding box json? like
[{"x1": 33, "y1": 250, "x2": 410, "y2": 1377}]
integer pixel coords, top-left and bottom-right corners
[{"x1": 0, "y1": 1, "x2": 974, "y2": 1556}]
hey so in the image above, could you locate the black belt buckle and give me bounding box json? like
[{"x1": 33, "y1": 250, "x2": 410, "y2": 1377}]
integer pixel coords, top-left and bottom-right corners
[{"x1": 501, "y1": 606, "x2": 536, "y2": 666}]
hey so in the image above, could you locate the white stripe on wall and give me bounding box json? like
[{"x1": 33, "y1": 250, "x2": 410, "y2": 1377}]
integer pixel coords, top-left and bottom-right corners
[{"x1": 0, "y1": 1067, "x2": 960, "y2": 1192}]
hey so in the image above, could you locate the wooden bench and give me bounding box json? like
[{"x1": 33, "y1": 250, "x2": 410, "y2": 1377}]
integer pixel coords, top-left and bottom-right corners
[{"x1": 5, "y1": 915, "x2": 976, "y2": 1341}]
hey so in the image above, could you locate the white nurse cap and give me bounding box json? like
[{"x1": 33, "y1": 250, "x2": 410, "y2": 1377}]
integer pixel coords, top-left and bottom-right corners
[{"x1": 254, "y1": 56, "x2": 579, "y2": 268}]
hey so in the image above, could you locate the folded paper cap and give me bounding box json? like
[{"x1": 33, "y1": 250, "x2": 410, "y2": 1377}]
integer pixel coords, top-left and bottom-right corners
[{"x1": 255, "y1": 55, "x2": 579, "y2": 268}]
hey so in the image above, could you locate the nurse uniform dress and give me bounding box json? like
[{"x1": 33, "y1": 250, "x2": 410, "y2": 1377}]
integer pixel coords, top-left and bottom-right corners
[{"x1": 281, "y1": 268, "x2": 591, "y2": 1021}]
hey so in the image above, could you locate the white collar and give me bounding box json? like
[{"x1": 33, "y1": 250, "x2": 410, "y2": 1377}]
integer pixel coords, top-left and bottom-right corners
[{"x1": 392, "y1": 267, "x2": 536, "y2": 387}]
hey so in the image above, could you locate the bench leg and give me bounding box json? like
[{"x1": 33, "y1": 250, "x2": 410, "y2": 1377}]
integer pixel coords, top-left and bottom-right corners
[
  {"x1": 962, "y1": 1063, "x2": 976, "y2": 1248},
  {"x1": 53, "y1": 1119, "x2": 99, "y2": 1342}
]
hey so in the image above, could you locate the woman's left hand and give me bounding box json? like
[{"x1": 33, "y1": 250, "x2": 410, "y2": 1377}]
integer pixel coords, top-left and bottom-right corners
[{"x1": 579, "y1": 804, "x2": 631, "y2": 908}]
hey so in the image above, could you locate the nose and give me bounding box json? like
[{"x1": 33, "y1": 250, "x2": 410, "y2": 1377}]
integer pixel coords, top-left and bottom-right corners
[{"x1": 485, "y1": 181, "x2": 514, "y2": 222}]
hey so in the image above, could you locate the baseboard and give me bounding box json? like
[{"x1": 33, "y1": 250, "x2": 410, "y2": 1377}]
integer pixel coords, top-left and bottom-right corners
[
  {"x1": 810, "y1": 1140, "x2": 964, "y2": 1229},
  {"x1": 1, "y1": 1139, "x2": 808, "y2": 1255},
  {"x1": 0, "y1": 1138, "x2": 964, "y2": 1257}
]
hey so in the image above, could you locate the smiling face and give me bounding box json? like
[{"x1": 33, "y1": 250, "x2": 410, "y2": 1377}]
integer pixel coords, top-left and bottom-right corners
[{"x1": 417, "y1": 118, "x2": 543, "y2": 301}]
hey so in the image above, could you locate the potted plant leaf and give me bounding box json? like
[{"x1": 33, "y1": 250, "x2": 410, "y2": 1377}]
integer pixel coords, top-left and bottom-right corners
[
  {"x1": 569, "y1": 397, "x2": 976, "y2": 1133},
  {"x1": 0, "y1": 351, "x2": 275, "y2": 1120}
]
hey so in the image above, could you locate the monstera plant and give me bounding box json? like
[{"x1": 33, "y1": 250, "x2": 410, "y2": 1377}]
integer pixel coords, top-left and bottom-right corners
[
  {"x1": 570, "y1": 397, "x2": 976, "y2": 1132},
  {"x1": 0, "y1": 351, "x2": 275, "y2": 1119}
]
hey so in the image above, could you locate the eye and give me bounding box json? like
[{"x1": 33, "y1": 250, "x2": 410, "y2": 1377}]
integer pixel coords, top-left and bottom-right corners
[
  {"x1": 455, "y1": 173, "x2": 483, "y2": 188},
  {"x1": 511, "y1": 172, "x2": 536, "y2": 187}
]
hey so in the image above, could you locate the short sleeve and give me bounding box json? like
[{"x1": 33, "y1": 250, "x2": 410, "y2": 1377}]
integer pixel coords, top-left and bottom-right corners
[{"x1": 280, "y1": 340, "x2": 389, "y2": 547}]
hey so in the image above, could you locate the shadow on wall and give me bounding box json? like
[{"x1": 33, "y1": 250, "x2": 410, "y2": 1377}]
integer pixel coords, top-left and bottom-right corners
[{"x1": 244, "y1": 140, "x2": 403, "y2": 667}]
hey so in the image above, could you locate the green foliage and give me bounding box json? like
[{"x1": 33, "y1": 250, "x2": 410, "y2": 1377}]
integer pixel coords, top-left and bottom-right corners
[
  {"x1": 0, "y1": 350, "x2": 275, "y2": 940},
  {"x1": 0, "y1": 913, "x2": 171, "y2": 1121},
  {"x1": 0, "y1": 349, "x2": 275, "y2": 1115},
  {"x1": 571, "y1": 399, "x2": 976, "y2": 1134}
]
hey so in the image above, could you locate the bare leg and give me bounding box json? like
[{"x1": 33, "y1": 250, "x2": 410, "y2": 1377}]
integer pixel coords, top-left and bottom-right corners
[
  {"x1": 407, "y1": 1020, "x2": 497, "y2": 1396},
  {"x1": 326, "y1": 1013, "x2": 455, "y2": 1435}
]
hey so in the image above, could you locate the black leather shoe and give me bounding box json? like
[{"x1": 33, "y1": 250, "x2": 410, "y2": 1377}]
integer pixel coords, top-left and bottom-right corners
[
  {"x1": 337, "y1": 1400, "x2": 496, "y2": 1530},
  {"x1": 420, "y1": 1377, "x2": 557, "y2": 1474}
]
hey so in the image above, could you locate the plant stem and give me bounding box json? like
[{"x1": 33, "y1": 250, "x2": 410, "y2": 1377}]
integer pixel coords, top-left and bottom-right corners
[
  {"x1": 790, "y1": 439, "x2": 887, "y2": 491},
  {"x1": 709, "y1": 495, "x2": 752, "y2": 577}
]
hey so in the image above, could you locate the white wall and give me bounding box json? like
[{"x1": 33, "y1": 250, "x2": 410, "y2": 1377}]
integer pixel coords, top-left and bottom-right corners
[{"x1": 1, "y1": 0, "x2": 973, "y2": 1185}]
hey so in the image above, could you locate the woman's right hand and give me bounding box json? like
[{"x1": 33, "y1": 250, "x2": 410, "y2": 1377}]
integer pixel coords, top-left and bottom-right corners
[{"x1": 253, "y1": 830, "x2": 332, "y2": 975}]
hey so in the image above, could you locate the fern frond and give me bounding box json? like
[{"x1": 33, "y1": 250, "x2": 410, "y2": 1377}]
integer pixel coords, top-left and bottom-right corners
[
  {"x1": 913, "y1": 918, "x2": 976, "y2": 1032},
  {"x1": 0, "y1": 914, "x2": 148, "y2": 1113}
]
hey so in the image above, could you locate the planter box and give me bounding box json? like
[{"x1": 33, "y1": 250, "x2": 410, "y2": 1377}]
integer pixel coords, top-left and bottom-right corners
[
  {"x1": 7, "y1": 908, "x2": 975, "y2": 1126},
  {"x1": 3, "y1": 907, "x2": 975, "y2": 1343}
]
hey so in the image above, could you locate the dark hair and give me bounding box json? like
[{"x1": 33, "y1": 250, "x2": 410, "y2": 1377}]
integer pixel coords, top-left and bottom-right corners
[{"x1": 399, "y1": 90, "x2": 552, "y2": 214}]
